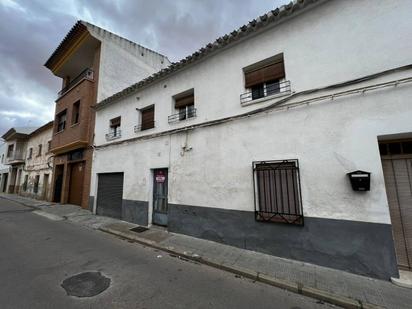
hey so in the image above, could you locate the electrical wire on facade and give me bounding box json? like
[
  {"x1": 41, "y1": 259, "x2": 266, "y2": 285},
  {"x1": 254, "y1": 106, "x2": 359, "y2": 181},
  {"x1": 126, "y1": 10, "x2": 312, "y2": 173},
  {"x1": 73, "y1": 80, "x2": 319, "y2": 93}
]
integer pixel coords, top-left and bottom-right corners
[{"x1": 95, "y1": 63, "x2": 412, "y2": 150}]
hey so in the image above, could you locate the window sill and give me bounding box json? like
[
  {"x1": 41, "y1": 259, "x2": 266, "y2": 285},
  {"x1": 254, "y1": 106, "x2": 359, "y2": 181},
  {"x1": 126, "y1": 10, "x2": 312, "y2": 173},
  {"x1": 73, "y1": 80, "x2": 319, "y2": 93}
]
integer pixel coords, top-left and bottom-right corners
[
  {"x1": 71, "y1": 122, "x2": 80, "y2": 128},
  {"x1": 240, "y1": 91, "x2": 292, "y2": 107},
  {"x1": 54, "y1": 130, "x2": 65, "y2": 136}
]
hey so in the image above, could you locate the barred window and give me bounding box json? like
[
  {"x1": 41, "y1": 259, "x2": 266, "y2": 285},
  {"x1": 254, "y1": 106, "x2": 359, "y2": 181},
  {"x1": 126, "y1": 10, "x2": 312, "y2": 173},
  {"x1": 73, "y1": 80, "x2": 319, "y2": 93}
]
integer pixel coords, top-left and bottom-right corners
[{"x1": 253, "y1": 159, "x2": 303, "y2": 225}]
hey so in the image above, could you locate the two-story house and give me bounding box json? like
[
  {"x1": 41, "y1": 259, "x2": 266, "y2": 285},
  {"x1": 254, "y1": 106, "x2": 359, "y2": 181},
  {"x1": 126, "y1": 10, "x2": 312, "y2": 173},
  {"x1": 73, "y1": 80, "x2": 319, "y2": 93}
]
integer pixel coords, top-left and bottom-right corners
[
  {"x1": 1, "y1": 127, "x2": 38, "y2": 194},
  {"x1": 44, "y1": 21, "x2": 170, "y2": 209},
  {"x1": 19, "y1": 121, "x2": 54, "y2": 200},
  {"x1": 89, "y1": 0, "x2": 412, "y2": 281},
  {"x1": 0, "y1": 142, "x2": 9, "y2": 193}
]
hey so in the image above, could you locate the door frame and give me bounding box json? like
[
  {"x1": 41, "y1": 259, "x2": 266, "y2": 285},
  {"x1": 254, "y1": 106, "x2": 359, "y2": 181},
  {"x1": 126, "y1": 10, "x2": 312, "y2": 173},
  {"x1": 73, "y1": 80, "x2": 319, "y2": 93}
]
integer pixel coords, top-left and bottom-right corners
[
  {"x1": 151, "y1": 168, "x2": 169, "y2": 226},
  {"x1": 379, "y1": 139, "x2": 412, "y2": 271}
]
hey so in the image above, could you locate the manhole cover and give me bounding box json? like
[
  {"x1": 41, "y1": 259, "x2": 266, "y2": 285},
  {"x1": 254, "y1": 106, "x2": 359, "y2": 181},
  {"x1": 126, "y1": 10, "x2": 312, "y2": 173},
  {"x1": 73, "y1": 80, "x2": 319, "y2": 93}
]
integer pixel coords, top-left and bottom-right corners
[
  {"x1": 61, "y1": 271, "x2": 110, "y2": 297},
  {"x1": 130, "y1": 226, "x2": 149, "y2": 233}
]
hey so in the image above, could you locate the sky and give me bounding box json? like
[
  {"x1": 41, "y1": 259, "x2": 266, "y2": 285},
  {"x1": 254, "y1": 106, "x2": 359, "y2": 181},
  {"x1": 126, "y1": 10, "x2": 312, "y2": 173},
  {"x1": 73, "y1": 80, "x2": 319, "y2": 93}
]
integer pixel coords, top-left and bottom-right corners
[{"x1": 0, "y1": 0, "x2": 288, "y2": 137}]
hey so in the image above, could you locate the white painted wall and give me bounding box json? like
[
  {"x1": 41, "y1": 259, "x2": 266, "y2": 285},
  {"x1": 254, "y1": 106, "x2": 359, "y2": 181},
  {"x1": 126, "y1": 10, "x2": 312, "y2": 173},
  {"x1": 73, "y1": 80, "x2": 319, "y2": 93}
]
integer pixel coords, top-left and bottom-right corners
[
  {"x1": 88, "y1": 25, "x2": 170, "y2": 102},
  {"x1": 91, "y1": 0, "x2": 412, "y2": 225},
  {"x1": 94, "y1": 0, "x2": 412, "y2": 146}
]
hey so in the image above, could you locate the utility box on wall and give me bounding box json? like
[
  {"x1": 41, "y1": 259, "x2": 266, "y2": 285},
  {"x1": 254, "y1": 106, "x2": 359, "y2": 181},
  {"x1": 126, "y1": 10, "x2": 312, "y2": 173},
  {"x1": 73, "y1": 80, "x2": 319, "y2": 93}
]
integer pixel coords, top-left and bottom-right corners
[{"x1": 347, "y1": 170, "x2": 371, "y2": 191}]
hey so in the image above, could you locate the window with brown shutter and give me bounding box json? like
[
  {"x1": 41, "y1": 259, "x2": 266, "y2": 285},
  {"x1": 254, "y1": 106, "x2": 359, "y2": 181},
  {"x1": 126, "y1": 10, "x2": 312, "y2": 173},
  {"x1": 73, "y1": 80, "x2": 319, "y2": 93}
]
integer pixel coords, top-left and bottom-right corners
[
  {"x1": 175, "y1": 93, "x2": 194, "y2": 109},
  {"x1": 141, "y1": 105, "x2": 155, "y2": 131},
  {"x1": 107, "y1": 116, "x2": 121, "y2": 139},
  {"x1": 169, "y1": 89, "x2": 196, "y2": 123},
  {"x1": 243, "y1": 54, "x2": 286, "y2": 101}
]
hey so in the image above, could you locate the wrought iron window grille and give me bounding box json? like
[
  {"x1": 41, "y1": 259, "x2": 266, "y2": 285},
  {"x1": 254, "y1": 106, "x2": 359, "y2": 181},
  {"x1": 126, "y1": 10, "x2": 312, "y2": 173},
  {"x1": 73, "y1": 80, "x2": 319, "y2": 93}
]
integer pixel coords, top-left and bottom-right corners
[
  {"x1": 253, "y1": 159, "x2": 304, "y2": 226},
  {"x1": 134, "y1": 121, "x2": 156, "y2": 132},
  {"x1": 168, "y1": 107, "x2": 197, "y2": 123},
  {"x1": 240, "y1": 80, "x2": 291, "y2": 104},
  {"x1": 105, "y1": 129, "x2": 122, "y2": 141}
]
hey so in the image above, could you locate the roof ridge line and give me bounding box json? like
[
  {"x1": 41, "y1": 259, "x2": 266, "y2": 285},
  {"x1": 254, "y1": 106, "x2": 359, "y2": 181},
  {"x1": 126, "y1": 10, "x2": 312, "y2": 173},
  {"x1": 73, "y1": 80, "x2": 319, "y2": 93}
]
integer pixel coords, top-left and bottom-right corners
[{"x1": 97, "y1": 0, "x2": 323, "y2": 109}]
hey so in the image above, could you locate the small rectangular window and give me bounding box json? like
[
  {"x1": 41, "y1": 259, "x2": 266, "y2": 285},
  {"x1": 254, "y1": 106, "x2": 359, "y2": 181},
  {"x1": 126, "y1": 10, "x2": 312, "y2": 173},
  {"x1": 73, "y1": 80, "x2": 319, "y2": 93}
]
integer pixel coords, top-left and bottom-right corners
[
  {"x1": 72, "y1": 100, "x2": 80, "y2": 124},
  {"x1": 47, "y1": 141, "x2": 51, "y2": 152},
  {"x1": 7, "y1": 144, "x2": 14, "y2": 157},
  {"x1": 106, "y1": 116, "x2": 121, "y2": 140},
  {"x1": 243, "y1": 54, "x2": 286, "y2": 102},
  {"x1": 37, "y1": 144, "x2": 42, "y2": 157},
  {"x1": 169, "y1": 90, "x2": 196, "y2": 123},
  {"x1": 253, "y1": 159, "x2": 303, "y2": 225},
  {"x1": 27, "y1": 148, "x2": 33, "y2": 159},
  {"x1": 56, "y1": 110, "x2": 67, "y2": 132}
]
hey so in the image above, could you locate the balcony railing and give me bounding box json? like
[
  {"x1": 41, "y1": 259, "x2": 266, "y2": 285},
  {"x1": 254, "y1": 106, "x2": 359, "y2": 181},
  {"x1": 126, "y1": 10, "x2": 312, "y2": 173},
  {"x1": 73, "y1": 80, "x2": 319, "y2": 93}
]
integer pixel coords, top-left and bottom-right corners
[
  {"x1": 6, "y1": 150, "x2": 25, "y2": 164},
  {"x1": 134, "y1": 121, "x2": 156, "y2": 133},
  {"x1": 105, "y1": 130, "x2": 122, "y2": 141},
  {"x1": 168, "y1": 108, "x2": 197, "y2": 124},
  {"x1": 58, "y1": 68, "x2": 94, "y2": 98},
  {"x1": 240, "y1": 80, "x2": 291, "y2": 104}
]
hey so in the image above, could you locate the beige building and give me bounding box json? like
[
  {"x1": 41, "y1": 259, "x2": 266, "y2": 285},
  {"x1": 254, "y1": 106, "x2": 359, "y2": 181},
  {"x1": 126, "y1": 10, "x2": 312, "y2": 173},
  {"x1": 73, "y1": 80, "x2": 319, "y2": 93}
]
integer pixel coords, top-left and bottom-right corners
[
  {"x1": 19, "y1": 121, "x2": 54, "y2": 200},
  {"x1": 1, "y1": 122, "x2": 54, "y2": 201}
]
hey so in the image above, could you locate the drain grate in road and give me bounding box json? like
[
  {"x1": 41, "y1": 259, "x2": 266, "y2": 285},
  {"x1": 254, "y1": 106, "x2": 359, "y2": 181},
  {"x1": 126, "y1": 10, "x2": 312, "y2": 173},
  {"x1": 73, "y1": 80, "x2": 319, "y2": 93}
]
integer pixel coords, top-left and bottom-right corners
[
  {"x1": 130, "y1": 226, "x2": 149, "y2": 233},
  {"x1": 61, "y1": 271, "x2": 110, "y2": 297}
]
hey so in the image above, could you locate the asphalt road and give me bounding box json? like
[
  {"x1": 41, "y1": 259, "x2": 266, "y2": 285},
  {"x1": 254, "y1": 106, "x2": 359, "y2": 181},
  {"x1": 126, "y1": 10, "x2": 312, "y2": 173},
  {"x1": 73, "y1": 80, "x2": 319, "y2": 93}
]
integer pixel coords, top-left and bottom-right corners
[{"x1": 0, "y1": 198, "x2": 339, "y2": 309}]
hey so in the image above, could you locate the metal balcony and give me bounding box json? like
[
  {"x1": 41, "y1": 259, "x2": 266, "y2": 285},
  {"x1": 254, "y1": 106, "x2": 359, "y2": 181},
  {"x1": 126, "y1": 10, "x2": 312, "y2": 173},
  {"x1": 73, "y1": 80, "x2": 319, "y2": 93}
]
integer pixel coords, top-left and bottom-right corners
[
  {"x1": 58, "y1": 68, "x2": 94, "y2": 98},
  {"x1": 6, "y1": 150, "x2": 25, "y2": 164},
  {"x1": 168, "y1": 108, "x2": 197, "y2": 124},
  {"x1": 240, "y1": 80, "x2": 291, "y2": 104},
  {"x1": 134, "y1": 121, "x2": 155, "y2": 133},
  {"x1": 105, "y1": 130, "x2": 122, "y2": 141}
]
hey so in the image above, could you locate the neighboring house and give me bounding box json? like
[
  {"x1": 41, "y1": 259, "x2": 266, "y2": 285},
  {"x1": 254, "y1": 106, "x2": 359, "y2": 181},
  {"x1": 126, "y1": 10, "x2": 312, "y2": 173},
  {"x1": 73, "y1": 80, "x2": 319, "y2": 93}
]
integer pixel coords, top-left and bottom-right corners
[
  {"x1": 44, "y1": 21, "x2": 170, "y2": 209},
  {"x1": 0, "y1": 142, "x2": 9, "y2": 193},
  {"x1": 90, "y1": 0, "x2": 412, "y2": 280},
  {"x1": 19, "y1": 121, "x2": 54, "y2": 200},
  {"x1": 1, "y1": 127, "x2": 39, "y2": 194}
]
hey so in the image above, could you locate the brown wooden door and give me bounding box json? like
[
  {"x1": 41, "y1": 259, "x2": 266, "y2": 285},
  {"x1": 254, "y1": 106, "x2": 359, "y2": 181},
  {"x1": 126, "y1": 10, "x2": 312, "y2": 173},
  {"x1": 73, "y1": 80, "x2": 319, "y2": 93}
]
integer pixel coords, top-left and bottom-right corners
[
  {"x1": 68, "y1": 161, "x2": 85, "y2": 206},
  {"x1": 382, "y1": 157, "x2": 412, "y2": 270}
]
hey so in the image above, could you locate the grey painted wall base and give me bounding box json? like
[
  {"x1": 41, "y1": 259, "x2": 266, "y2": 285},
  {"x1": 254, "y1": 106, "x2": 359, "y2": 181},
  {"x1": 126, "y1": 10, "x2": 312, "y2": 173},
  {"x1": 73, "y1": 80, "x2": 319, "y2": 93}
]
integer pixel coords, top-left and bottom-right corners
[
  {"x1": 88, "y1": 196, "x2": 94, "y2": 212},
  {"x1": 168, "y1": 203, "x2": 398, "y2": 280},
  {"x1": 122, "y1": 199, "x2": 148, "y2": 226},
  {"x1": 92, "y1": 196, "x2": 148, "y2": 226}
]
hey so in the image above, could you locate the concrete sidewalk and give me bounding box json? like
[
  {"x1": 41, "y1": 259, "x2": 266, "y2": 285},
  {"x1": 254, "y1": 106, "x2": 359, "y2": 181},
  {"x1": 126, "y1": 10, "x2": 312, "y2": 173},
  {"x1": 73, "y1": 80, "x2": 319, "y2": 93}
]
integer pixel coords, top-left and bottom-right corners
[{"x1": 1, "y1": 193, "x2": 411, "y2": 309}]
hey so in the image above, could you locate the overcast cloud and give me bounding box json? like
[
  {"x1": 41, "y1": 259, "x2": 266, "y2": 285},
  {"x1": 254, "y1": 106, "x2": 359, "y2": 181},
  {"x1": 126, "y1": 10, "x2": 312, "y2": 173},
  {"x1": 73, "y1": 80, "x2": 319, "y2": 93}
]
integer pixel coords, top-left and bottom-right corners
[{"x1": 0, "y1": 0, "x2": 287, "y2": 136}]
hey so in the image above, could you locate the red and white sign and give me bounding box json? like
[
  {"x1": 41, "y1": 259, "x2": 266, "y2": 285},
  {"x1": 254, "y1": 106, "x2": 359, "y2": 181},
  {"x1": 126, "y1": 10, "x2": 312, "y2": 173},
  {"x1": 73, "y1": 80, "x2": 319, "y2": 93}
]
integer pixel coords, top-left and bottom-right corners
[{"x1": 155, "y1": 172, "x2": 166, "y2": 183}]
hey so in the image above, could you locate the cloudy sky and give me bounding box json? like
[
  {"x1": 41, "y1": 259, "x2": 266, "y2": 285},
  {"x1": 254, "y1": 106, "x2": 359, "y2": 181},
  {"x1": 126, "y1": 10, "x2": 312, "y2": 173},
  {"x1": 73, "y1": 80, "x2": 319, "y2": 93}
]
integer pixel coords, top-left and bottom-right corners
[{"x1": 0, "y1": 0, "x2": 287, "y2": 136}]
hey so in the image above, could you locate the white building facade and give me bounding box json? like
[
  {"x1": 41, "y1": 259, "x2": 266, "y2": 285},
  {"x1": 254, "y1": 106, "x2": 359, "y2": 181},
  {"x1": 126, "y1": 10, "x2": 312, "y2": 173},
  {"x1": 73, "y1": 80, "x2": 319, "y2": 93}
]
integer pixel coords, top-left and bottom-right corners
[{"x1": 90, "y1": 0, "x2": 412, "y2": 280}]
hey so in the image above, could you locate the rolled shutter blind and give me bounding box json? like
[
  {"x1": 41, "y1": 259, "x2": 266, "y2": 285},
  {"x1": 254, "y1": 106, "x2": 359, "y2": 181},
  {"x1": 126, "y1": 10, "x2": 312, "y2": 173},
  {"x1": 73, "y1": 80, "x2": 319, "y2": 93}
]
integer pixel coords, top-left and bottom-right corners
[
  {"x1": 141, "y1": 107, "x2": 155, "y2": 129},
  {"x1": 110, "y1": 117, "x2": 121, "y2": 127},
  {"x1": 175, "y1": 94, "x2": 194, "y2": 109},
  {"x1": 142, "y1": 107, "x2": 154, "y2": 124},
  {"x1": 245, "y1": 61, "x2": 285, "y2": 88}
]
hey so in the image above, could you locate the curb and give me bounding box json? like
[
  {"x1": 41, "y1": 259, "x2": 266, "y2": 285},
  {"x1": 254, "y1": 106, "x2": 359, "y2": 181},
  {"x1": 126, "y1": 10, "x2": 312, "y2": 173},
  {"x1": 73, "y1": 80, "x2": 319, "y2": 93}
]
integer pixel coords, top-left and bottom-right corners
[
  {"x1": 99, "y1": 226, "x2": 384, "y2": 309},
  {"x1": 0, "y1": 195, "x2": 53, "y2": 210}
]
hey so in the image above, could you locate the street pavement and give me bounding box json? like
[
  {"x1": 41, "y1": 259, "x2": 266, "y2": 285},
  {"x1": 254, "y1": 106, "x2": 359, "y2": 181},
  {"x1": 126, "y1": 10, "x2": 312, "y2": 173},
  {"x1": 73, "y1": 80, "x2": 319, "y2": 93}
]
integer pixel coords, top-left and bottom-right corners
[{"x1": 0, "y1": 198, "x2": 339, "y2": 309}]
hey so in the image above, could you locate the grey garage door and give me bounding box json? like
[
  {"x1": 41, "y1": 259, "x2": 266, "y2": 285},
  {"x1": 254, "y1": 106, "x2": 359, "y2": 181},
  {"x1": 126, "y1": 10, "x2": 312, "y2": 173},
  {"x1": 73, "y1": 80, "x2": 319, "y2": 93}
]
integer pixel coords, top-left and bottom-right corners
[{"x1": 96, "y1": 173, "x2": 124, "y2": 219}]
